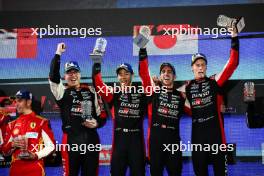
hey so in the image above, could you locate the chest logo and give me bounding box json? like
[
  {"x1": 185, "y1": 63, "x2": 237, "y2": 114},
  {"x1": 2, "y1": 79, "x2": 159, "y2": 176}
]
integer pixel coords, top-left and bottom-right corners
[{"x1": 30, "y1": 122, "x2": 36, "y2": 129}]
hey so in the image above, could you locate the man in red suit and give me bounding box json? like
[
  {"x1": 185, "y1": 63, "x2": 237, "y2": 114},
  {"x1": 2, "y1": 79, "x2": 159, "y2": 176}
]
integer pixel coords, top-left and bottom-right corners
[{"x1": 2, "y1": 90, "x2": 55, "y2": 176}]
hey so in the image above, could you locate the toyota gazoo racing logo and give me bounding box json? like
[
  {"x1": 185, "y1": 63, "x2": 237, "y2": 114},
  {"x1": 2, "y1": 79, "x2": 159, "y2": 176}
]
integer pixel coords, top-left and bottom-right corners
[
  {"x1": 118, "y1": 108, "x2": 130, "y2": 114},
  {"x1": 192, "y1": 98, "x2": 202, "y2": 105}
]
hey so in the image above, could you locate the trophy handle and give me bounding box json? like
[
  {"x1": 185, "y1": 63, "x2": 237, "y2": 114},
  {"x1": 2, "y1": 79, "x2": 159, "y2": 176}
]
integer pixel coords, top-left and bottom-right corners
[{"x1": 236, "y1": 17, "x2": 245, "y2": 33}]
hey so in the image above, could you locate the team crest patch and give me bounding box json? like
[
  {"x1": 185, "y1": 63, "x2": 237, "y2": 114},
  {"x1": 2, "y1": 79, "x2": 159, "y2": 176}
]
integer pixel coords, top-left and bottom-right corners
[{"x1": 30, "y1": 122, "x2": 36, "y2": 129}]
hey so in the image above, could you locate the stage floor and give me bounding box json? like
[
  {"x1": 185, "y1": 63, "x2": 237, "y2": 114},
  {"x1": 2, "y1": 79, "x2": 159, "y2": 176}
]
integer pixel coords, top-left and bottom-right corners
[{"x1": 1, "y1": 160, "x2": 264, "y2": 176}]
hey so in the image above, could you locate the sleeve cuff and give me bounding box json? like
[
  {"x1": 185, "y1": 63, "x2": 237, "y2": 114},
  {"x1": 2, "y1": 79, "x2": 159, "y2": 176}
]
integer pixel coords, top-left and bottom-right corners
[
  {"x1": 139, "y1": 48, "x2": 147, "y2": 61},
  {"x1": 231, "y1": 36, "x2": 239, "y2": 50},
  {"x1": 93, "y1": 63, "x2": 101, "y2": 75}
]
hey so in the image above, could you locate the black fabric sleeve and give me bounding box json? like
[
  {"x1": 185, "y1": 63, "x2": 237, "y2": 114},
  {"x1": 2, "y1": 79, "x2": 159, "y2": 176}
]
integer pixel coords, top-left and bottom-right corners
[
  {"x1": 139, "y1": 48, "x2": 148, "y2": 61},
  {"x1": 92, "y1": 63, "x2": 101, "y2": 76},
  {"x1": 231, "y1": 36, "x2": 239, "y2": 51},
  {"x1": 49, "y1": 54, "x2": 61, "y2": 84}
]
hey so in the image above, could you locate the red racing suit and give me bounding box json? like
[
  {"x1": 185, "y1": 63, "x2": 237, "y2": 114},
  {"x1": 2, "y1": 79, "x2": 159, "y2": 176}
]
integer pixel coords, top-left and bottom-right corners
[{"x1": 2, "y1": 112, "x2": 55, "y2": 176}]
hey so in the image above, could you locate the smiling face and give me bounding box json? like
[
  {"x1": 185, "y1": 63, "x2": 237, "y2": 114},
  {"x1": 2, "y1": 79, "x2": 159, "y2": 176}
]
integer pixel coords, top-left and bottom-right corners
[
  {"x1": 117, "y1": 69, "x2": 133, "y2": 87},
  {"x1": 15, "y1": 98, "x2": 32, "y2": 114},
  {"x1": 192, "y1": 59, "x2": 207, "y2": 79},
  {"x1": 160, "y1": 66, "x2": 175, "y2": 88},
  {"x1": 64, "y1": 69, "x2": 81, "y2": 88}
]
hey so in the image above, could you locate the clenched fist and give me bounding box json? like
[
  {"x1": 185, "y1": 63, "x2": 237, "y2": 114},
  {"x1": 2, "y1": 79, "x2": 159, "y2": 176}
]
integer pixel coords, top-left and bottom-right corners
[
  {"x1": 152, "y1": 75, "x2": 161, "y2": 86},
  {"x1": 230, "y1": 20, "x2": 238, "y2": 38},
  {"x1": 56, "y1": 43, "x2": 66, "y2": 55}
]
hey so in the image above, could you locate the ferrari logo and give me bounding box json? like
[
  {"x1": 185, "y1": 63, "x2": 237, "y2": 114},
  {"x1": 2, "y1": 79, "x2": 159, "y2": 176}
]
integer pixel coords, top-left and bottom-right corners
[{"x1": 30, "y1": 122, "x2": 36, "y2": 129}]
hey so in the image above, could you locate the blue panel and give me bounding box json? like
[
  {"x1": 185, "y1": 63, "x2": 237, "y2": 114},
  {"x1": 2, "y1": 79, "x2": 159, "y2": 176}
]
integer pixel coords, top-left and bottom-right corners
[{"x1": 0, "y1": 36, "x2": 264, "y2": 81}]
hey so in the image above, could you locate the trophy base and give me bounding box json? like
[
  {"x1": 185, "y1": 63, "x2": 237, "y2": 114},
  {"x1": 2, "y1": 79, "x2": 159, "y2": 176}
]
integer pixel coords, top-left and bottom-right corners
[
  {"x1": 133, "y1": 34, "x2": 149, "y2": 48},
  {"x1": 18, "y1": 151, "x2": 30, "y2": 159},
  {"x1": 244, "y1": 97, "x2": 255, "y2": 103},
  {"x1": 90, "y1": 54, "x2": 103, "y2": 63}
]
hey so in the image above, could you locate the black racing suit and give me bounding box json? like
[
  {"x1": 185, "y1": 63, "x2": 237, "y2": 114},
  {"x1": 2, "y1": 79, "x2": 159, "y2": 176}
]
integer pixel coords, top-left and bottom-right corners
[
  {"x1": 180, "y1": 37, "x2": 239, "y2": 176},
  {"x1": 92, "y1": 63, "x2": 147, "y2": 176},
  {"x1": 49, "y1": 54, "x2": 107, "y2": 176},
  {"x1": 139, "y1": 48, "x2": 185, "y2": 176}
]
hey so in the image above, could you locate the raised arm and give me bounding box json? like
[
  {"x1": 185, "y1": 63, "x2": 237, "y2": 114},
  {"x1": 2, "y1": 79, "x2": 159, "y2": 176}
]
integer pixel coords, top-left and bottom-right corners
[
  {"x1": 92, "y1": 62, "x2": 113, "y2": 103},
  {"x1": 138, "y1": 48, "x2": 155, "y2": 95},
  {"x1": 49, "y1": 43, "x2": 66, "y2": 101},
  {"x1": 215, "y1": 36, "x2": 239, "y2": 87}
]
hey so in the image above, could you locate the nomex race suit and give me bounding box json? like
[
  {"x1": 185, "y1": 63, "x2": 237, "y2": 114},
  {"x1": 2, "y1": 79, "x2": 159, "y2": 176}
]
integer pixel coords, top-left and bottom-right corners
[
  {"x1": 49, "y1": 54, "x2": 107, "y2": 176},
  {"x1": 139, "y1": 48, "x2": 185, "y2": 176},
  {"x1": 92, "y1": 62, "x2": 147, "y2": 176},
  {"x1": 179, "y1": 37, "x2": 239, "y2": 176}
]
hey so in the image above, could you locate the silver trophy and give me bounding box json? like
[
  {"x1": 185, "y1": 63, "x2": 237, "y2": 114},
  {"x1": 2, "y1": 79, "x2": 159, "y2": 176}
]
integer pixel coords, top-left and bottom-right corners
[
  {"x1": 81, "y1": 100, "x2": 93, "y2": 120},
  {"x1": 244, "y1": 82, "x2": 255, "y2": 102},
  {"x1": 133, "y1": 26, "x2": 151, "y2": 48},
  {"x1": 90, "y1": 38, "x2": 107, "y2": 63},
  {"x1": 217, "y1": 15, "x2": 245, "y2": 33},
  {"x1": 17, "y1": 135, "x2": 30, "y2": 159}
]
